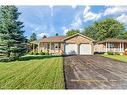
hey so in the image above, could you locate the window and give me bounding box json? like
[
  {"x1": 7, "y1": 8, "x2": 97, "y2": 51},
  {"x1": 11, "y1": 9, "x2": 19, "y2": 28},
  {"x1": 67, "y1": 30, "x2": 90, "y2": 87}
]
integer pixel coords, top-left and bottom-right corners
[
  {"x1": 54, "y1": 43, "x2": 59, "y2": 50},
  {"x1": 108, "y1": 43, "x2": 114, "y2": 48},
  {"x1": 44, "y1": 43, "x2": 49, "y2": 49},
  {"x1": 51, "y1": 43, "x2": 54, "y2": 50},
  {"x1": 44, "y1": 44, "x2": 47, "y2": 49}
]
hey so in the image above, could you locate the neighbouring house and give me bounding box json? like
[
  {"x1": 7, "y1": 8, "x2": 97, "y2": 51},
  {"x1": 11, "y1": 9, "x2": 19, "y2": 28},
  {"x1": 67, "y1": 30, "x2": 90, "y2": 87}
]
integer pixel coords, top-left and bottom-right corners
[
  {"x1": 94, "y1": 38, "x2": 127, "y2": 53},
  {"x1": 37, "y1": 33, "x2": 94, "y2": 55},
  {"x1": 31, "y1": 34, "x2": 127, "y2": 55}
]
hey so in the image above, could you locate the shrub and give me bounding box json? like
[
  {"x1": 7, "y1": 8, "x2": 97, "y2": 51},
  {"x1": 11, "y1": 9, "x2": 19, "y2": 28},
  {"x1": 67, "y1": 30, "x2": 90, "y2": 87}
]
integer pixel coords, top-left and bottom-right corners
[
  {"x1": 0, "y1": 57, "x2": 15, "y2": 62},
  {"x1": 39, "y1": 51, "x2": 45, "y2": 55},
  {"x1": 107, "y1": 52, "x2": 114, "y2": 55},
  {"x1": 45, "y1": 51, "x2": 49, "y2": 55},
  {"x1": 115, "y1": 52, "x2": 120, "y2": 55},
  {"x1": 104, "y1": 52, "x2": 108, "y2": 55},
  {"x1": 28, "y1": 51, "x2": 39, "y2": 55},
  {"x1": 120, "y1": 53, "x2": 123, "y2": 55},
  {"x1": 33, "y1": 51, "x2": 39, "y2": 55},
  {"x1": 28, "y1": 51, "x2": 34, "y2": 55},
  {"x1": 28, "y1": 50, "x2": 50, "y2": 55}
]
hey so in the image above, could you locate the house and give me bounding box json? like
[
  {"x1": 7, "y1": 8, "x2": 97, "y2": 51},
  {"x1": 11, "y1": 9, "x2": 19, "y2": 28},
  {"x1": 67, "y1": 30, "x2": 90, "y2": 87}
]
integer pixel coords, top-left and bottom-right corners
[
  {"x1": 37, "y1": 33, "x2": 94, "y2": 55},
  {"x1": 32, "y1": 34, "x2": 127, "y2": 55},
  {"x1": 94, "y1": 38, "x2": 127, "y2": 53}
]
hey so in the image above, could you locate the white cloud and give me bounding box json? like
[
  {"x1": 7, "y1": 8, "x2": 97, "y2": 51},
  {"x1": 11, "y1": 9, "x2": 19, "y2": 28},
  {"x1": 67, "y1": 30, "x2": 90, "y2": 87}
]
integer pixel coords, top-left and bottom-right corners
[
  {"x1": 84, "y1": 12, "x2": 102, "y2": 22},
  {"x1": 62, "y1": 8, "x2": 84, "y2": 35},
  {"x1": 83, "y1": 6, "x2": 102, "y2": 22},
  {"x1": 104, "y1": 6, "x2": 127, "y2": 16},
  {"x1": 37, "y1": 32, "x2": 48, "y2": 38},
  {"x1": 71, "y1": 5, "x2": 77, "y2": 9},
  {"x1": 71, "y1": 16, "x2": 82, "y2": 29},
  {"x1": 83, "y1": 6, "x2": 90, "y2": 14},
  {"x1": 49, "y1": 5, "x2": 54, "y2": 16},
  {"x1": 62, "y1": 27, "x2": 69, "y2": 35},
  {"x1": 32, "y1": 27, "x2": 39, "y2": 33},
  {"x1": 116, "y1": 14, "x2": 127, "y2": 24},
  {"x1": 62, "y1": 26, "x2": 83, "y2": 35}
]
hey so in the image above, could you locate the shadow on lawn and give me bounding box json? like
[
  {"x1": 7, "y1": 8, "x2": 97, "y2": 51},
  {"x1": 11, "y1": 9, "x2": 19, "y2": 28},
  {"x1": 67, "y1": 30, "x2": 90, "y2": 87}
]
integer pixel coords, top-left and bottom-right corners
[{"x1": 18, "y1": 55, "x2": 62, "y2": 61}]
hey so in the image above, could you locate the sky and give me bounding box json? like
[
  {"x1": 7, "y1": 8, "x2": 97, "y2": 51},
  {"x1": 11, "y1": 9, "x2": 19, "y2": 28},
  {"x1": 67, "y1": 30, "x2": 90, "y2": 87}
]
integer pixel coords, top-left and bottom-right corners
[{"x1": 17, "y1": 6, "x2": 127, "y2": 39}]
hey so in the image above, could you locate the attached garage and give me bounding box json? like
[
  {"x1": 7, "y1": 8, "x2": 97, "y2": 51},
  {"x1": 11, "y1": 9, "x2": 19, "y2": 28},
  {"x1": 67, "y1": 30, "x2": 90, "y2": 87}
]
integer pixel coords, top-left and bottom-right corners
[
  {"x1": 64, "y1": 33, "x2": 94, "y2": 55},
  {"x1": 65, "y1": 44, "x2": 78, "y2": 55},
  {"x1": 79, "y1": 44, "x2": 92, "y2": 55}
]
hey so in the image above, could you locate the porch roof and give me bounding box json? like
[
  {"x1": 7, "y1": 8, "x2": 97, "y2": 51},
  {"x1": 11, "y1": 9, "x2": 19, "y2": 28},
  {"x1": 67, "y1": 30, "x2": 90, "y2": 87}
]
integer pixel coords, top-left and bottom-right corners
[
  {"x1": 97, "y1": 38, "x2": 127, "y2": 44},
  {"x1": 30, "y1": 40, "x2": 39, "y2": 44}
]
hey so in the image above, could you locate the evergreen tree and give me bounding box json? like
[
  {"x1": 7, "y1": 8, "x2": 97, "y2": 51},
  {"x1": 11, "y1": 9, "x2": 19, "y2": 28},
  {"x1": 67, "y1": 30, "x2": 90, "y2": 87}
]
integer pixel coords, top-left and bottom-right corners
[
  {"x1": 56, "y1": 33, "x2": 59, "y2": 36},
  {"x1": 29, "y1": 32, "x2": 37, "y2": 42},
  {"x1": 0, "y1": 6, "x2": 27, "y2": 60},
  {"x1": 42, "y1": 35, "x2": 47, "y2": 39}
]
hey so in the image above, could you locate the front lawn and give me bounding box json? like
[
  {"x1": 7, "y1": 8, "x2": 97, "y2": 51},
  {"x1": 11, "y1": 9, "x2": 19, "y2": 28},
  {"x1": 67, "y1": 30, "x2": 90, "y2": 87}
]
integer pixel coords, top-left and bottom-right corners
[
  {"x1": 0, "y1": 55, "x2": 64, "y2": 89},
  {"x1": 101, "y1": 55, "x2": 127, "y2": 63}
]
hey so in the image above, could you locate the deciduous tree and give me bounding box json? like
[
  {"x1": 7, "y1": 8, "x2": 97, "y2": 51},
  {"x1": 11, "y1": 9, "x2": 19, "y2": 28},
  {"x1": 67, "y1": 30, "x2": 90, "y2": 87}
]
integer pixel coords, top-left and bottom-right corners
[
  {"x1": 82, "y1": 18, "x2": 125, "y2": 41},
  {"x1": 66, "y1": 29, "x2": 80, "y2": 37}
]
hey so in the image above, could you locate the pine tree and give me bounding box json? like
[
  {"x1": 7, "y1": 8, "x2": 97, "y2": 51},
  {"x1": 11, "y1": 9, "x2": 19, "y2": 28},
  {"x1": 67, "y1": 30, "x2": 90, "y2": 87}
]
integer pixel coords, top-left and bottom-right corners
[
  {"x1": 42, "y1": 35, "x2": 47, "y2": 39},
  {"x1": 29, "y1": 32, "x2": 37, "y2": 42},
  {"x1": 0, "y1": 6, "x2": 27, "y2": 60},
  {"x1": 56, "y1": 33, "x2": 59, "y2": 36}
]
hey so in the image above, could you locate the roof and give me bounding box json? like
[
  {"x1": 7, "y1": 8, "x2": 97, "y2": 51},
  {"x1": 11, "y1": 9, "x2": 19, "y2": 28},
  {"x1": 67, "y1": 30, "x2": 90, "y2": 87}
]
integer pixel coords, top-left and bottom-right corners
[
  {"x1": 30, "y1": 40, "x2": 39, "y2": 44},
  {"x1": 63, "y1": 33, "x2": 94, "y2": 42},
  {"x1": 97, "y1": 38, "x2": 127, "y2": 44},
  {"x1": 39, "y1": 36, "x2": 66, "y2": 42}
]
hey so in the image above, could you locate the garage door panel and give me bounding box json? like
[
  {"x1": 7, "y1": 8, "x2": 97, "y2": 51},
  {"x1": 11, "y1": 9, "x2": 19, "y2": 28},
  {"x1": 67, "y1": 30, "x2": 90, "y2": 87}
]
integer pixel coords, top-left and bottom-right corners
[
  {"x1": 80, "y1": 44, "x2": 92, "y2": 55},
  {"x1": 65, "y1": 44, "x2": 78, "y2": 55}
]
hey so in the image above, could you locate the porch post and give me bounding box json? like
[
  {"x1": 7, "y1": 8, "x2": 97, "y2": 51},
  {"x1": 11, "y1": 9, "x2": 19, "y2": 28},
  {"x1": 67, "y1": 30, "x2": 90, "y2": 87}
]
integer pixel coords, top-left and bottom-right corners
[
  {"x1": 50, "y1": 42, "x2": 51, "y2": 53},
  {"x1": 113, "y1": 43, "x2": 115, "y2": 52},
  {"x1": 120, "y1": 42, "x2": 121, "y2": 52},
  {"x1": 106, "y1": 42, "x2": 107, "y2": 52},
  {"x1": 33, "y1": 44, "x2": 34, "y2": 52},
  {"x1": 38, "y1": 43, "x2": 40, "y2": 52},
  {"x1": 122, "y1": 43, "x2": 124, "y2": 52}
]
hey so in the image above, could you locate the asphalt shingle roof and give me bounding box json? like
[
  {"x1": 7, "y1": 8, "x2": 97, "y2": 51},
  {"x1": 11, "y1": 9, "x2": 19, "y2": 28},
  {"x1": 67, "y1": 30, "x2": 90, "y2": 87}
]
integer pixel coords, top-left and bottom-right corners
[{"x1": 39, "y1": 36, "x2": 66, "y2": 42}]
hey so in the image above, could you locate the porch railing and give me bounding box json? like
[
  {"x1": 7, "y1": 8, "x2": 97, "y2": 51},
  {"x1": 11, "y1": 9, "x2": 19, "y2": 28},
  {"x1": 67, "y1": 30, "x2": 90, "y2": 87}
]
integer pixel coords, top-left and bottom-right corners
[{"x1": 105, "y1": 48, "x2": 124, "y2": 52}]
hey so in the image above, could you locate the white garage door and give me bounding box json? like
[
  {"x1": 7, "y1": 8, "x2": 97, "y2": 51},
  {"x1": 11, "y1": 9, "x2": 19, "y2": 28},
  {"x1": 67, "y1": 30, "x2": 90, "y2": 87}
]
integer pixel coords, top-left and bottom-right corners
[
  {"x1": 65, "y1": 44, "x2": 78, "y2": 55},
  {"x1": 80, "y1": 44, "x2": 92, "y2": 55}
]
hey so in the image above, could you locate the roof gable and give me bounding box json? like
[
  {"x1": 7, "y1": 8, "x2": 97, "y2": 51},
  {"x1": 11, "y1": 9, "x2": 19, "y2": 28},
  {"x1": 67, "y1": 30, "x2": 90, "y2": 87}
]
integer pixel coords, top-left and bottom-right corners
[{"x1": 63, "y1": 33, "x2": 94, "y2": 42}]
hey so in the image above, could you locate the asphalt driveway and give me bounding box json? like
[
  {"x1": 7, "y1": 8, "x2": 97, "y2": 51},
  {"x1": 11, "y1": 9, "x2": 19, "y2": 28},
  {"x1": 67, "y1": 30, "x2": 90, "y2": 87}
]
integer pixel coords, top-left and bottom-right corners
[{"x1": 64, "y1": 55, "x2": 127, "y2": 89}]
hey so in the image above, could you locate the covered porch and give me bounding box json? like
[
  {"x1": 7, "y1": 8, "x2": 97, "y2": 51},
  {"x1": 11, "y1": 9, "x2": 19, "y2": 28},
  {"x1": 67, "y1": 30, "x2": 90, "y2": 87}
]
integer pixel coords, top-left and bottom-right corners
[
  {"x1": 105, "y1": 42, "x2": 127, "y2": 52},
  {"x1": 97, "y1": 39, "x2": 127, "y2": 53},
  {"x1": 38, "y1": 42, "x2": 64, "y2": 55}
]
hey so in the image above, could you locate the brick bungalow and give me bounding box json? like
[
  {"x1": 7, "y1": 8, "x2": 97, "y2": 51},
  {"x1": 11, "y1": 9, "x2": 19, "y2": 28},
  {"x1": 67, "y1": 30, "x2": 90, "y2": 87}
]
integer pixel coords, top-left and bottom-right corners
[
  {"x1": 31, "y1": 33, "x2": 127, "y2": 55},
  {"x1": 37, "y1": 33, "x2": 94, "y2": 55}
]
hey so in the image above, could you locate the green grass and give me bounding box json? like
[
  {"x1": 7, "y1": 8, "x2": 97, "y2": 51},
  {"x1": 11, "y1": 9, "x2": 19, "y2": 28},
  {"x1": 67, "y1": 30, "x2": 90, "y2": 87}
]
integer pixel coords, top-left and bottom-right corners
[
  {"x1": 101, "y1": 55, "x2": 127, "y2": 63},
  {"x1": 0, "y1": 55, "x2": 64, "y2": 89}
]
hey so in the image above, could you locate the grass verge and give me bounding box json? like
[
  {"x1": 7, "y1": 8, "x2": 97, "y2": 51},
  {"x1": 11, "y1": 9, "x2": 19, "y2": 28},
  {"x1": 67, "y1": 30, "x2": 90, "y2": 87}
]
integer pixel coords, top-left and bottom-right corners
[{"x1": 101, "y1": 55, "x2": 127, "y2": 63}]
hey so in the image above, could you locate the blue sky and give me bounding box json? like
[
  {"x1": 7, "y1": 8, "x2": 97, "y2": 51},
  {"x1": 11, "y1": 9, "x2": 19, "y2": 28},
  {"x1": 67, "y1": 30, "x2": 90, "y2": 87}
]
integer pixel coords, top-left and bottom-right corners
[{"x1": 17, "y1": 6, "x2": 127, "y2": 39}]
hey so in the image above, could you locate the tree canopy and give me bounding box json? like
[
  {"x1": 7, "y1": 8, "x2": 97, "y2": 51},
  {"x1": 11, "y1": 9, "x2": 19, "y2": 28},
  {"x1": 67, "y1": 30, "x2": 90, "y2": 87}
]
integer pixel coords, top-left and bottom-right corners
[
  {"x1": 0, "y1": 6, "x2": 27, "y2": 60},
  {"x1": 66, "y1": 29, "x2": 80, "y2": 37},
  {"x1": 82, "y1": 18, "x2": 126, "y2": 41}
]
